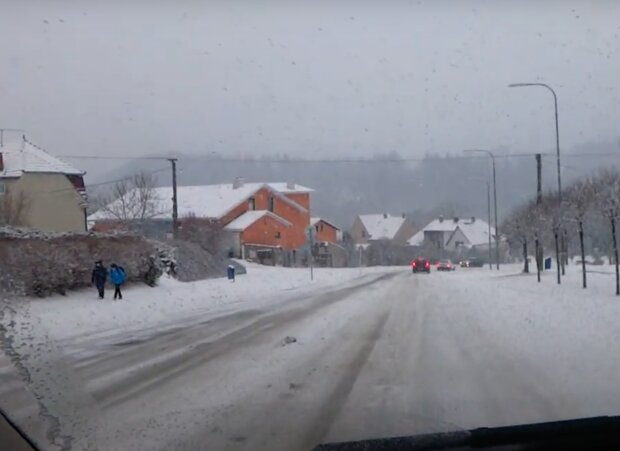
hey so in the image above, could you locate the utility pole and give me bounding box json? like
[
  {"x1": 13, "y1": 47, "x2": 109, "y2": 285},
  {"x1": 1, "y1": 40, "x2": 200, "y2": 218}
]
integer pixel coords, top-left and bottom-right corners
[
  {"x1": 307, "y1": 226, "x2": 315, "y2": 280},
  {"x1": 464, "y1": 149, "x2": 500, "y2": 269},
  {"x1": 169, "y1": 158, "x2": 179, "y2": 238},
  {"x1": 492, "y1": 157, "x2": 499, "y2": 269},
  {"x1": 486, "y1": 181, "x2": 492, "y2": 270},
  {"x1": 535, "y1": 153, "x2": 542, "y2": 283},
  {"x1": 536, "y1": 153, "x2": 542, "y2": 204},
  {"x1": 509, "y1": 83, "x2": 564, "y2": 278}
]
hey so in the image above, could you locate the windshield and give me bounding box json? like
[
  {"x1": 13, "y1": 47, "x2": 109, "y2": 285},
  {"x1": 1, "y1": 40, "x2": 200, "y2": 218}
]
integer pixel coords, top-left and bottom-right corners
[{"x1": 2, "y1": 2, "x2": 620, "y2": 450}]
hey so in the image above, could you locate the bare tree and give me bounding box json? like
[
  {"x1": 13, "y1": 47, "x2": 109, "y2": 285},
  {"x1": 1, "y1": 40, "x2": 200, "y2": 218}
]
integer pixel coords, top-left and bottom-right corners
[
  {"x1": 565, "y1": 177, "x2": 597, "y2": 288},
  {"x1": 502, "y1": 204, "x2": 532, "y2": 273},
  {"x1": 100, "y1": 172, "x2": 163, "y2": 224},
  {"x1": 0, "y1": 186, "x2": 30, "y2": 226},
  {"x1": 528, "y1": 202, "x2": 547, "y2": 277},
  {"x1": 595, "y1": 169, "x2": 620, "y2": 295}
]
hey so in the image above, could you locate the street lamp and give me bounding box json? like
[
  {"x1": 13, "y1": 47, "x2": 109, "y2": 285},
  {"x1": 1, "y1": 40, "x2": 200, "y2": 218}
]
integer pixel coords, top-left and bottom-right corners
[
  {"x1": 469, "y1": 177, "x2": 493, "y2": 270},
  {"x1": 507, "y1": 83, "x2": 561, "y2": 200},
  {"x1": 508, "y1": 83, "x2": 566, "y2": 276},
  {"x1": 464, "y1": 149, "x2": 500, "y2": 269}
]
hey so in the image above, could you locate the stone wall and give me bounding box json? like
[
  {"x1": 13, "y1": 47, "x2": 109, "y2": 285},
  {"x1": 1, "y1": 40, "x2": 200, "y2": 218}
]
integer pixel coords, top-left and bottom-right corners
[{"x1": 0, "y1": 229, "x2": 162, "y2": 297}]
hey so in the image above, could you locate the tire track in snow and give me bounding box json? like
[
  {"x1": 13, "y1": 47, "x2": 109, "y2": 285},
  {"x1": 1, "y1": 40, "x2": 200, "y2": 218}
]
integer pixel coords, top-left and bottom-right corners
[
  {"x1": 88, "y1": 272, "x2": 400, "y2": 409},
  {"x1": 299, "y1": 309, "x2": 391, "y2": 448},
  {"x1": 163, "y1": 274, "x2": 401, "y2": 451}
]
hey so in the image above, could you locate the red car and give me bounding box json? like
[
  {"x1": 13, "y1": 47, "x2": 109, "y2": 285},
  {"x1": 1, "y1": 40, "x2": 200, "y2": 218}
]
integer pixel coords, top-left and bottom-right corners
[
  {"x1": 436, "y1": 260, "x2": 455, "y2": 271},
  {"x1": 412, "y1": 258, "x2": 431, "y2": 273}
]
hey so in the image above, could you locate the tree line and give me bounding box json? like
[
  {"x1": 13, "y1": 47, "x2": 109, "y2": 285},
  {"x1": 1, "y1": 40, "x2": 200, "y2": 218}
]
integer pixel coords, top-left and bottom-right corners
[{"x1": 502, "y1": 168, "x2": 620, "y2": 294}]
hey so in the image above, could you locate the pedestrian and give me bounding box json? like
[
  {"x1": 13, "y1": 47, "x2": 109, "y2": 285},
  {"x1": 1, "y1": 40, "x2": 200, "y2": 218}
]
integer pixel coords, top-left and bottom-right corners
[
  {"x1": 110, "y1": 263, "x2": 127, "y2": 300},
  {"x1": 91, "y1": 260, "x2": 108, "y2": 300}
]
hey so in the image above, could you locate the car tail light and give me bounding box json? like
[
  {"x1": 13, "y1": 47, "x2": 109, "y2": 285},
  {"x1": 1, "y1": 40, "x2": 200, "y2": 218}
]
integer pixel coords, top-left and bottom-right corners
[
  {"x1": 436, "y1": 263, "x2": 441, "y2": 268},
  {"x1": 412, "y1": 261, "x2": 417, "y2": 267},
  {"x1": 425, "y1": 261, "x2": 430, "y2": 268}
]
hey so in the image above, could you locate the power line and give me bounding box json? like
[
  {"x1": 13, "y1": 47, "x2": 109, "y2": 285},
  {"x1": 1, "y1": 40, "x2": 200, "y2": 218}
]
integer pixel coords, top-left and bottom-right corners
[
  {"x1": 555, "y1": 152, "x2": 620, "y2": 159},
  {"x1": 58, "y1": 155, "x2": 172, "y2": 161},
  {"x1": 57, "y1": 151, "x2": 620, "y2": 164},
  {"x1": 59, "y1": 152, "x2": 549, "y2": 164},
  {"x1": 27, "y1": 167, "x2": 170, "y2": 197}
]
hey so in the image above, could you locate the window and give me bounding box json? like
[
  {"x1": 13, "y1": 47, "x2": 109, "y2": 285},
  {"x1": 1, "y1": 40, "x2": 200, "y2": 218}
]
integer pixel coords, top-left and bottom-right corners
[
  {"x1": 248, "y1": 197, "x2": 256, "y2": 210},
  {"x1": 268, "y1": 196, "x2": 274, "y2": 212},
  {"x1": 315, "y1": 225, "x2": 319, "y2": 233},
  {"x1": 361, "y1": 230, "x2": 366, "y2": 238},
  {"x1": 274, "y1": 231, "x2": 281, "y2": 239},
  {"x1": 0, "y1": 182, "x2": 5, "y2": 195},
  {"x1": 320, "y1": 224, "x2": 324, "y2": 232}
]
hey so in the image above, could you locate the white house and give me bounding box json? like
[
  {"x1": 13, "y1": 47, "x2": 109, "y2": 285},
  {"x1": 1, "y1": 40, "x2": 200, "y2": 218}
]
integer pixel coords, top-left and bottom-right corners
[
  {"x1": 349, "y1": 213, "x2": 416, "y2": 245},
  {"x1": 408, "y1": 216, "x2": 495, "y2": 251}
]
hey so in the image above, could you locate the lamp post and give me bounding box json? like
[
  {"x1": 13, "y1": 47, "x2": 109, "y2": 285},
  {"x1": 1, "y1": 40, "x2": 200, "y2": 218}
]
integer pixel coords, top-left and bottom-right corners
[
  {"x1": 465, "y1": 149, "x2": 500, "y2": 269},
  {"x1": 508, "y1": 82, "x2": 565, "y2": 273},
  {"x1": 469, "y1": 178, "x2": 493, "y2": 270}
]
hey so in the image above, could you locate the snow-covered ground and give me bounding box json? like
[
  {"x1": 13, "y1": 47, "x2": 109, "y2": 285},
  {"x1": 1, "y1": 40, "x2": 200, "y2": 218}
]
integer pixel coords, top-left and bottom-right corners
[
  {"x1": 9, "y1": 263, "x2": 402, "y2": 343},
  {"x1": 3, "y1": 262, "x2": 620, "y2": 450}
]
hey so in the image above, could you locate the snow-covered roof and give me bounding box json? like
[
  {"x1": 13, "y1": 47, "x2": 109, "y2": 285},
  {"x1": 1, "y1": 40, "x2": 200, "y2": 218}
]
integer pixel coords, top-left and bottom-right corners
[
  {"x1": 450, "y1": 221, "x2": 494, "y2": 247},
  {"x1": 267, "y1": 182, "x2": 314, "y2": 194},
  {"x1": 89, "y1": 182, "x2": 311, "y2": 222},
  {"x1": 0, "y1": 139, "x2": 84, "y2": 178},
  {"x1": 311, "y1": 216, "x2": 340, "y2": 230},
  {"x1": 359, "y1": 214, "x2": 406, "y2": 240},
  {"x1": 408, "y1": 217, "x2": 495, "y2": 247},
  {"x1": 225, "y1": 210, "x2": 292, "y2": 231}
]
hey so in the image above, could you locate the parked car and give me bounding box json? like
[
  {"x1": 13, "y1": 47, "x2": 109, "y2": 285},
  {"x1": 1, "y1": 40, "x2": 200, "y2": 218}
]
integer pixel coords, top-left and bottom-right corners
[
  {"x1": 460, "y1": 258, "x2": 484, "y2": 268},
  {"x1": 436, "y1": 260, "x2": 455, "y2": 271},
  {"x1": 412, "y1": 257, "x2": 431, "y2": 273}
]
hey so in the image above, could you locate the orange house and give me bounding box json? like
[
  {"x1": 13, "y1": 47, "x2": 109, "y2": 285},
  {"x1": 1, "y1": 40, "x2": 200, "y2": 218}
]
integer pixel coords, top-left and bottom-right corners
[
  {"x1": 310, "y1": 217, "x2": 340, "y2": 244},
  {"x1": 225, "y1": 211, "x2": 293, "y2": 249},
  {"x1": 89, "y1": 180, "x2": 313, "y2": 259},
  {"x1": 223, "y1": 184, "x2": 311, "y2": 253}
]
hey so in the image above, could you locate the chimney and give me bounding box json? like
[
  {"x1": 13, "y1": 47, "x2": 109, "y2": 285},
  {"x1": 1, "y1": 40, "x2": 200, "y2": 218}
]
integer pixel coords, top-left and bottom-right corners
[
  {"x1": 233, "y1": 177, "x2": 244, "y2": 189},
  {"x1": 453, "y1": 217, "x2": 459, "y2": 223},
  {"x1": 471, "y1": 216, "x2": 475, "y2": 223},
  {"x1": 383, "y1": 213, "x2": 388, "y2": 219},
  {"x1": 286, "y1": 181, "x2": 295, "y2": 190},
  {"x1": 439, "y1": 215, "x2": 444, "y2": 223},
  {"x1": 0, "y1": 152, "x2": 3, "y2": 172}
]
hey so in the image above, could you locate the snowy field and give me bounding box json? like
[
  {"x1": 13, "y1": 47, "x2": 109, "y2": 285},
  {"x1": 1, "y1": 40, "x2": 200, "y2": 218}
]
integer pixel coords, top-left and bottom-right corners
[{"x1": 3, "y1": 262, "x2": 620, "y2": 450}]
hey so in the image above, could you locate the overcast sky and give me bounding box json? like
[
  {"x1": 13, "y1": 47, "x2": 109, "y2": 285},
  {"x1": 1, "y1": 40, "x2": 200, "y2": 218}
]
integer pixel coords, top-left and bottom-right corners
[{"x1": 1, "y1": 1, "x2": 619, "y2": 166}]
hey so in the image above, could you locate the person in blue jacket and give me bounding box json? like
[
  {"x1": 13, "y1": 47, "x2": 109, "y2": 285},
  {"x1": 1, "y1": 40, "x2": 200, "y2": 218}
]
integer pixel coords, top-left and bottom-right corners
[
  {"x1": 110, "y1": 263, "x2": 127, "y2": 300},
  {"x1": 91, "y1": 260, "x2": 108, "y2": 299}
]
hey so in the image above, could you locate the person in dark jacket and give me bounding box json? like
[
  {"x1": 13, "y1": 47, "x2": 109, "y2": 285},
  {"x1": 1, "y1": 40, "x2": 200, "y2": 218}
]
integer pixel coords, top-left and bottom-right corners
[
  {"x1": 91, "y1": 260, "x2": 108, "y2": 299},
  {"x1": 110, "y1": 263, "x2": 127, "y2": 300}
]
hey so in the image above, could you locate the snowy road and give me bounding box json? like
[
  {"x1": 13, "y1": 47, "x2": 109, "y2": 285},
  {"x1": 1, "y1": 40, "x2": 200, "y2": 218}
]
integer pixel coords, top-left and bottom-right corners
[{"x1": 4, "y1": 265, "x2": 620, "y2": 450}]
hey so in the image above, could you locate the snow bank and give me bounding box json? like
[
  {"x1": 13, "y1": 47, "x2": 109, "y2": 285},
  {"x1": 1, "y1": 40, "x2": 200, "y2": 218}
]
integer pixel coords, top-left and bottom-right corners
[{"x1": 436, "y1": 264, "x2": 620, "y2": 419}]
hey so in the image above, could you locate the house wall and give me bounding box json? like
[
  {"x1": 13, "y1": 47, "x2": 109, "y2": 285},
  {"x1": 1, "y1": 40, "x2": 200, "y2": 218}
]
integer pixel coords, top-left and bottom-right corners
[
  {"x1": 219, "y1": 187, "x2": 308, "y2": 250},
  {"x1": 3, "y1": 173, "x2": 85, "y2": 232},
  {"x1": 446, "y1": 227, "x2": 470, "y2": 251},
  {"x1": 423, "y1": 230, "x2": 450, "y2": 249},
  {"x1": 349, "y1": 217, "x2": 369, "y2": 244},
  {"x1": 284, "y1": 192, "x2": 310, "y2": 210},
  {"x1": 272, "y1": 197, "x2": 309, "y2": 249},
  {"x1": 393, "y1": 218, "x2": 417, "y2": 245},
  {"x1": 313, "y1": 220, "x2": 338, "y2": 244},
  {"x1": 240, "y1": 215, "x2": 293, "y2": 249},
  {"x1": 219, "y1": 186, "x2": 274, "y2": 226}
]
